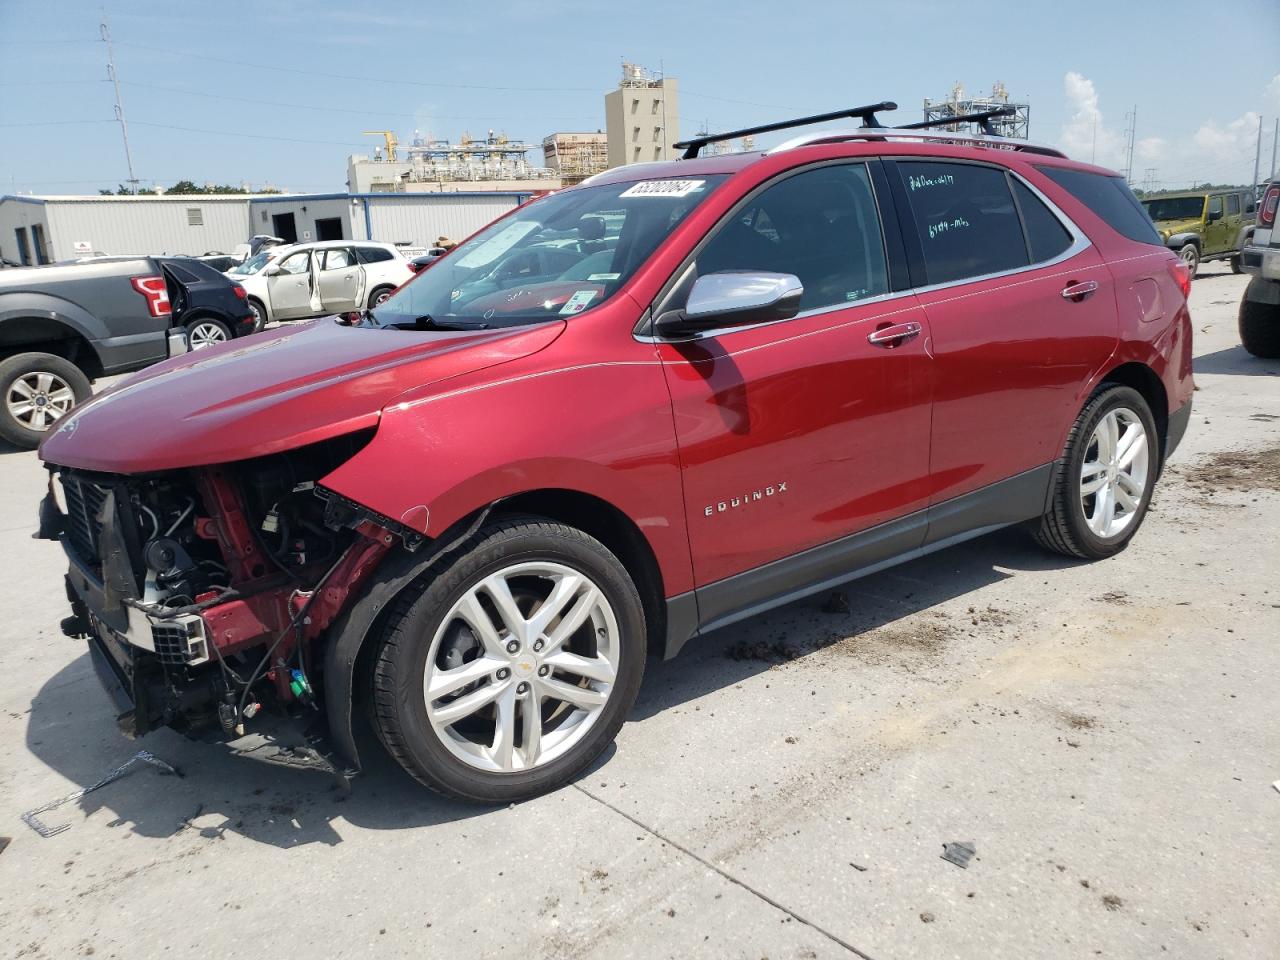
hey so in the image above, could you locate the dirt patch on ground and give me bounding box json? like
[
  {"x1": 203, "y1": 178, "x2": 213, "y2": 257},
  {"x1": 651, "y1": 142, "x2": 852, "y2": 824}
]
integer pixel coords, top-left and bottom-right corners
[
  {"x1": 1175, "y1": 447, "x2": 1280, "y2": 499},
  {"x1": 1060, "y1": 711, "x2": 1098, "y2": 730},
  {"x1": 832, "y1": 613, "x2": 955, "y2": 667}
]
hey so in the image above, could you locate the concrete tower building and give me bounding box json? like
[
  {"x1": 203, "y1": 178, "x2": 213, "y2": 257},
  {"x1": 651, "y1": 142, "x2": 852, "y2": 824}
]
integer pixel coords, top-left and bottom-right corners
[{"x1": 605, "y1": 63, "x2": 679, "y2": 167}]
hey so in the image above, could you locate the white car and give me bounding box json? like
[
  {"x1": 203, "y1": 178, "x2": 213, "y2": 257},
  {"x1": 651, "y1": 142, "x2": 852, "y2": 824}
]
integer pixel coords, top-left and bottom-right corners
[{"x1": 226, "y1": 240, "x2": 414, "y2": 327}]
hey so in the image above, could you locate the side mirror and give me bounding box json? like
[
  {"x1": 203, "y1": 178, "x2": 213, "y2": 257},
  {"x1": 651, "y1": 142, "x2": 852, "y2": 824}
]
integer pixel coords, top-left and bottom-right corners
[
  {"x1": 1206, "y1": 208, "x2": 1222, "y2": 223},
  {"x1": 655, "y1": 271, "x2": 804, "y2": 338}
]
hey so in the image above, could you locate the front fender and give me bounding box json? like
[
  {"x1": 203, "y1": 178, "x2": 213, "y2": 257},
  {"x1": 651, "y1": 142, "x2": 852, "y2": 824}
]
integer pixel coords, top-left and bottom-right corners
[{"x1": 1164, "y1": 232, "x2": 1200, "y2": 250}]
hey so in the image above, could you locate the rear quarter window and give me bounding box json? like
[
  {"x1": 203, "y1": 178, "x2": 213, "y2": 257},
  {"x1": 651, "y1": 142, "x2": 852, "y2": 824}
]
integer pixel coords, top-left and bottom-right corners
[
  {"x1": 356, "y1": 246, "x2": 395, "y2": 264},
  {"x1": 1036, "y1": 167, "x2": 1162, "y2": 246}
]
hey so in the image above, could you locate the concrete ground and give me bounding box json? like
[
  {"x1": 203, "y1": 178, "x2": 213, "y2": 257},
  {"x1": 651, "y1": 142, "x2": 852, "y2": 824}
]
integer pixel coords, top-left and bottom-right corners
[{"x1": 0, "y1": 266, "x2": 1276, "y2": 960}]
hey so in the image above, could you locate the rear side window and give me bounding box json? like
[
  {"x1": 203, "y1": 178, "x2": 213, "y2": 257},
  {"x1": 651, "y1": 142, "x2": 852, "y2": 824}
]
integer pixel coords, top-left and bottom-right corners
[
  {"x1": 1037, "y1": 167, "x2": 1161, "y2": 245},
  {"x1": 356, "y1": 246, "x2": 394, "y2": 264},
  {"x1": 1226, "y1": 194, "x2": 1241, "y2": 216},
  {"x1": 1012, "y1": 180, "x2": 1073, "y2": 263},
  {"x1": 164, "y1": 263, "x2": 201, "y2": 284},
  {"x1": 896, "y1": 161, "x2": 1029, "y2": 285},
  {"x1": 693, "y1": 162, "x2": 889, "y2": 311}
]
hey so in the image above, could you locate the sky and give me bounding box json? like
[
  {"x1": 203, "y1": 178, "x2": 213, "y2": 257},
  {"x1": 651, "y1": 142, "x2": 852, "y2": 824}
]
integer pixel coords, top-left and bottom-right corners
[{"x1": 1, "y1": 0, "x2": 1278, "y2": 196}]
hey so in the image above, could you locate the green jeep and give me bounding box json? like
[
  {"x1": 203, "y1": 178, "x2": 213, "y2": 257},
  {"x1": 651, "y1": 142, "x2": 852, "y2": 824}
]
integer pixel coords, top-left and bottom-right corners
[{"x1": 1140, "y1": 189, "x2": 1256, "y2": 278}]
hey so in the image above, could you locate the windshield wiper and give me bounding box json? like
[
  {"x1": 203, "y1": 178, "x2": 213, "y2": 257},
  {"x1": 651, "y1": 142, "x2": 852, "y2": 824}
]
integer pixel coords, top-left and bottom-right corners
[{"x1": 410, "y1": 315, "x2": 490, "y2": 331}]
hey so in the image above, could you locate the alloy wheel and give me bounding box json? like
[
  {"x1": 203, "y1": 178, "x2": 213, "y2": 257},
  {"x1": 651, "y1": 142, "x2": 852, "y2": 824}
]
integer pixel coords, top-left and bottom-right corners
[
  {"x1": 1079, "y1": 406, "x2": 1149, "y2": 538},
  {"x1": 423, "y1": 561, "x2": 619, "y2": 773},
  {"x1": 6, "y1": 371, "x2": 75, "y2": 431},
  {"x1": 188, "y1": 321, "x2": 228, "y2": 350}
]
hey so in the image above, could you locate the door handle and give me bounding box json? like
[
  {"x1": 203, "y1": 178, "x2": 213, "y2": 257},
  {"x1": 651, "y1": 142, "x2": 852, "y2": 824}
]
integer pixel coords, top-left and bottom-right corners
[
  {"x1": 867, "y1": 320, "x2": 922, "y2": 348},
  {"x1": 1061, "y1": 280, "x2": 1099, "y2": 302}
]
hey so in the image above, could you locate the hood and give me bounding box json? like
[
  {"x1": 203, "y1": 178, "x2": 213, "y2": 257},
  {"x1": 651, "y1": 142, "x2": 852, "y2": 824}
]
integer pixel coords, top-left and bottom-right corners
[
  {"x1": 39, "y1": 317, "x2": 564, "y2": 473},
  {"x1": 1152, "y1": 217, "x2": 1201, "y2": 237}
]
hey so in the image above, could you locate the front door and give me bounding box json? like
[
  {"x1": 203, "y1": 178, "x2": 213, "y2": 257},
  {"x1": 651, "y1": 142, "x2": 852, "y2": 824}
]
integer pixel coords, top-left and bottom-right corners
[
  {"x1": 1203, "y1": 194, "x2": 1230, "y2": 255},
  {"x1": 267, "y1": 249, "x2": 321, "y2": 319},
  {"x1": 317, "y1": 246, "x2": 365, "y2": 312},
  {"x1": 656, "y1": 161, "x2": 933, "y2": 610},
  {"x1": 888, "y1": 159, "x2": 1119, "y2": 508}
]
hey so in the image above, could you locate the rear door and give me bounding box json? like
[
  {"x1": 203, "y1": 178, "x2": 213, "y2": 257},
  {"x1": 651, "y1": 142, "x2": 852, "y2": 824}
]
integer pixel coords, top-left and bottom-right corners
[
  {"x1": 1204, "y1": 194, "x2": 1229, "y2": 255},
  {"x1": 266, "y1": 249, "x2": 321, "y2": 319},
  {"x1": 316, "y1": 246, "x2": 363, "y2": 312},
  {"x1": 655, "y1": 160, "x2": 934, "y2": 614},
  {"x1": 888, "y1": 158, "x2": 1118, "y2": 513}
]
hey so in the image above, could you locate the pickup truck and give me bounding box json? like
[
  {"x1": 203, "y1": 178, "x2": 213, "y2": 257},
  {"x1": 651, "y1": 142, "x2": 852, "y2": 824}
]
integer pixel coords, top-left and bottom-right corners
[
  {"x1": 1140, "y1": 188, "x2": 1256, "y2": 278},
  {"x1": 1238, "y1": 180, "x2": 1280, "y2": 357},
  {"x1": 0, "y1": 258, "x2": 188, "y2": 449}
]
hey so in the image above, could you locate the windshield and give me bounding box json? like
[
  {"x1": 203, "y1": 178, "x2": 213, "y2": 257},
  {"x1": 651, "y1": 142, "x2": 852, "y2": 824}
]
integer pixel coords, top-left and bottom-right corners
[
  {"x1": 228, "y1": 250, "x2": 275, "y2": 275},
  {"x1": 1141, "y1": 196, "x2": 1205, "y2": 222},
  {"x1": 370, "y1": 176, "x2": 725, "y2": 328}
]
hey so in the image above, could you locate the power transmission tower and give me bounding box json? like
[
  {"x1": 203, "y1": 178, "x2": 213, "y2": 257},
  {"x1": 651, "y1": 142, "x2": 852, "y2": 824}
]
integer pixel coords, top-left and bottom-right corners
[
  {"x1": 101, "y1": 12, "x2": 138, "y2": 194},
  {"x1": 1122, "y1": 106, "x2": 1137, "y2": 183},
  {"x1": 1142, "y1": 167, "x2": 1157, "y2": 193}
]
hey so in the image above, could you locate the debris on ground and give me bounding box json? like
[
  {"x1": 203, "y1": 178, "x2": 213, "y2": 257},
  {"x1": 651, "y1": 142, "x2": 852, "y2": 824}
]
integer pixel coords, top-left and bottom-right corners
[
  {"x1": 821, "y1": 590, "x2": 850, "y2": 614},
  {"x1": 20, "y1": 750, "x2": 180, "y2": 838},
  {"x1": 1176, "y1": 446, "x2": 1280, "y2": 498},
  {"x1": 0, "y1": 836, "x2": 10, "y2": 856},
  {"x1": 941, "y1": 841, "x2": 977, "y2": 868},
  {"x1": 1101, "y1": 894, "x2": 1124, "y2": 911},
  {"x1": 849, "y1": 862, "x2": 868, "y2": 872},
  {"x1": 919, "y1": 912, "x2": 936, "y2": 923},
  {"x1": 724, "y1": 638, "x2": 802, "y2": 663},
  {"x1": 1096, "y1": 590, "x2": 1130, "y2": 605}
]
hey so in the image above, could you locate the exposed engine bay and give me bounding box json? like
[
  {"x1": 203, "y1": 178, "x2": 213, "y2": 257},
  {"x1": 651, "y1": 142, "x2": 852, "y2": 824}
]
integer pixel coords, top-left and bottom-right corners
[{"x1": 38, "y1": 430, "x2": 415, "y2": 746}]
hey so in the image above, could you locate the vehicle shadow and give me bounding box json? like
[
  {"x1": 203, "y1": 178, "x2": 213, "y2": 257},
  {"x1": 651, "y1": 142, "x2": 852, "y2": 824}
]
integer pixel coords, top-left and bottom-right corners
[
  {"x1": 22, "y1": 527, "x2": 1080, "y2": 848},
  {"x1": 631, "y1": 525, "x2": 1081, "y2": 721},
  {"x1": 1195, "y1": 344, "x2": 1280, "y2": 377}
]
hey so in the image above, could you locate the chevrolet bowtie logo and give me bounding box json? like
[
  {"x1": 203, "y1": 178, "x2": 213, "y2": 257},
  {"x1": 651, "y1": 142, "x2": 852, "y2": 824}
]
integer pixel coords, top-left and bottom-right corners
[{"x1": 705, "y1": 482, "x2": 788, "y2": 517}]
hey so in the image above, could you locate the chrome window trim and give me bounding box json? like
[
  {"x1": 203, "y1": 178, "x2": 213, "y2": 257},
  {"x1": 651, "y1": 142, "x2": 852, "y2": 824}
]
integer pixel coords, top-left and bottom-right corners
[{"x1": 637, "y1": 159, "x2": 1092, "y2": 344}]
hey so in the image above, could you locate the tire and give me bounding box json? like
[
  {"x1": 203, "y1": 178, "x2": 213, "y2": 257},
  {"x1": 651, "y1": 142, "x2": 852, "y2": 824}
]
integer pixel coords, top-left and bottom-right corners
[
  {"x1": 371, "y1": 516, "x2": 646, "y2": 802},
  {"x1": 247, "y1": 298, "x2": 267, "y2": 332},
  {"x1": 1238, "y1": 297, "x2": 1280, "y2": 358},
  {"x1": 368, "y1": 286, "x2": 395, "y2": 308},
  {"x1": 185, "y1": 316, "x2": 232, "y2": 350},
  {"x1": 1033, "y1": 385, "x2": 1160, "y2": 561},
  {"x1": 0, "y1": 352, "x2": 92, "y2": 450},
  {"x1": 1177, "y1": 243, "x2": 1200, "y2": 279},
  {"x1": 1230, "y1": 255, "x2": 1242, "y2": 275}
]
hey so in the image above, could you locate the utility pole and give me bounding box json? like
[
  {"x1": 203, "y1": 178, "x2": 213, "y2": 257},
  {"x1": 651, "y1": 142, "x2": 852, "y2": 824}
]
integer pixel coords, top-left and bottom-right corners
[
  {"x1": 1271, "y1": 118, "x2": 1278, "y2": 181},
  {"x1": 1251, "y1": 115, "x2": 1263, "y2": 192},
  {"x1": 100, "y1": 11, "x2": 138, "y2": 194}
]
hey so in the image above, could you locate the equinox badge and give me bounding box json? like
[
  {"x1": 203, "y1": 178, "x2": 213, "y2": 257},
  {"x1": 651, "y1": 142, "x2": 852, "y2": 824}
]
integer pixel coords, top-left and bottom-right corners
[{"x1": 705, "y1": 482, "x2": 788, "y2": 517}]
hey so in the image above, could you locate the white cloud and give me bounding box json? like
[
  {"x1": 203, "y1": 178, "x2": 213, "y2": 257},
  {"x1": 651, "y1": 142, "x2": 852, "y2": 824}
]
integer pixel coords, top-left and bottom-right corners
[{"x1": 1056, "y1": 72, "x2": 1270, "y2": 188}]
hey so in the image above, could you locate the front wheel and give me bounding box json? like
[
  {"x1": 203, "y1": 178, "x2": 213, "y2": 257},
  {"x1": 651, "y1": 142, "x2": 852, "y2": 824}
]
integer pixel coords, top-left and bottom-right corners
[
  {"x1": 371, "y1": 517, "x2": 646, "y2": 802},
  {"x1": 0, "y1": 352, "x2": 92, "y2": 449},
  {"x1": 368, "y1": 286, "x2": 395, "y2": 308},
  {"x1": 1178, "y1": 243, "x2": 1200, "y2": 279},
  {"x1": 1033, "y1": 385, "x2": 1160, "y2": 560}
]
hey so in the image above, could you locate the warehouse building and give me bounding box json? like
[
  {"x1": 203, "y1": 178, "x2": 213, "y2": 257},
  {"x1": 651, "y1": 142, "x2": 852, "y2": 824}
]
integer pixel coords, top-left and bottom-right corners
[{"x1": 0, "y1": 190, "x2": 531, "y2": 265}]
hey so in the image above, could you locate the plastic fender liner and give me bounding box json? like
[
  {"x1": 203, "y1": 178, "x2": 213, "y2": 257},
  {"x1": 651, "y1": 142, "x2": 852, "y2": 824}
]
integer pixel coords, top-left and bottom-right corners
[{"x1": 322, "y1": 506, "x2": 493, "y2": 769}]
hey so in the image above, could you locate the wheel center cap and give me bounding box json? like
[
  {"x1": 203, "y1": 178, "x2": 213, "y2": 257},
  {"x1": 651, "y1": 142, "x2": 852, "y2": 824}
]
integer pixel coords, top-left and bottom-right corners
[
  {"x1": 512, "y1": 658, "x2": 536, "y2": 679},
  {"x1": 35, "y1": 395, "x2": 47, "y2": 406}
]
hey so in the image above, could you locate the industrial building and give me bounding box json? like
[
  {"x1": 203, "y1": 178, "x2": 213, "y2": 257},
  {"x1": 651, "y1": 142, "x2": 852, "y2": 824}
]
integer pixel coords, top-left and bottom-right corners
[
  {"x1": 604, "y1": 63, "x2": 680, "y2": 167},
  {"x1": 347, "y1": 130, "x2": 561, "y2": 194},
  {"x1": 542, "y1": 132, "x2": 609, "y2": 186},
  {"x1": 0, "y1": 191, "x2": 533, "y2": 265},
  {"x1": 922, "y1": 82, "x2": 1030, "y2": 139}
]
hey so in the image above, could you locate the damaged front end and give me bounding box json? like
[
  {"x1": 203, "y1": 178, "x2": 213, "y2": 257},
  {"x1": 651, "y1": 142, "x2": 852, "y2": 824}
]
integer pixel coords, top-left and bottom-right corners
[{"x1": 37, "y1": 431, "x2": 420, "y2": 758}]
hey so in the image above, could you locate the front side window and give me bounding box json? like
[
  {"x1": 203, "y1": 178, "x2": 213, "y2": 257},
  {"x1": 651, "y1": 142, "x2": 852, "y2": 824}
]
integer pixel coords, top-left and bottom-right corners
[
  {"x1": 1208, "y1": 196, "x2": 1224, "y2": 217},
  {"x1": 277, "y1": 251, "x2": 311, "y2": 275},
  {"x1": 896, "y1": 161, "x2": 1028, "y2": 285},
  {"x1": 691, "y1": 163, "x2": 888, "y2": 311},
  {"x1": 372, "y1": 176, "x2": 725, "y2": 329}
]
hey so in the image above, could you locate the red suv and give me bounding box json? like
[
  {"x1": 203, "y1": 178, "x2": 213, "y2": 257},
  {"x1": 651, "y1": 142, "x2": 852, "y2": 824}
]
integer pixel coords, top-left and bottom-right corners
[{"x1": 36, "y1": 104, "x2": 1193, "y2": 802}]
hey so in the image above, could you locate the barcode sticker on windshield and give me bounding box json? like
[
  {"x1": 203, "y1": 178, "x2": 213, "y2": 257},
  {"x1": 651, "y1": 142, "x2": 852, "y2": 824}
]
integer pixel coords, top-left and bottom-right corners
[
  {"x1": 619, "y1": 179, "x2": 706, "y2": 198},
  {"x1": 559, "y1": 290, "x2": 597, "y2": 315}
]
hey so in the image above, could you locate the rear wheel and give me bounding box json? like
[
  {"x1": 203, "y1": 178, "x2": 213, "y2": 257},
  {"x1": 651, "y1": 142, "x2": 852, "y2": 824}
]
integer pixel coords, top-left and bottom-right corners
[
  {"x1": 186, "y1": 316, "x2": 232, "y2": 350},
  {"x1": 1178, "y1": 243, "x2": 1200, "y2": 279},
  {"x1": 247, "y1": 298, "x2": 267, "y2": 332},
  {"x1": 1239, "y1": 297, "x2": 1280, "y2": 358},
  {"x1": 1033, "y1": 385, "x2": 1159, "y2": 560},
  {"x1": 1230, "y1": 254, "x2": 1242, "y2": 274},
  {"x1": 368, "y1": 285, "x2": 395, "y2": 308},
  {"x1": 0, "y1": 352, "x2": 92, "y2": 449},
  {"x1": 371, "y1": 517, "x2": 646, "y2": 802}
]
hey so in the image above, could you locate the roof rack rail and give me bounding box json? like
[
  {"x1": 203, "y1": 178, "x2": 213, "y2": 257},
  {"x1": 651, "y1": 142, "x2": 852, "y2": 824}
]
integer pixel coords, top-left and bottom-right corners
[
  {"x1": 766, "y1": 127, "x2": 1067, "y2": 159},
  {"x1": 898, "y1": 106, "x2": 1017, "y2": 137},
  {"x1": 673, "y1": 101, "x2": 898, "y2": 160}
]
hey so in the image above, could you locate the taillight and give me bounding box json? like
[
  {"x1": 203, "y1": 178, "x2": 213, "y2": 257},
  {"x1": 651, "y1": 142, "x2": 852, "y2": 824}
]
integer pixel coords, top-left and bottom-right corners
[
  {"x1": 1259, "y1": 184, "x2": 1279, "y2": 228},
  {"x1": 231, "y1": 281, "x2": 247, "y2": 300},
  {"x1": 130, "y1": 275, "x2": 171, "y2": 317},
  {"x1": 1169, "y1": 260, "x2": 1192, "y2": 300}
]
